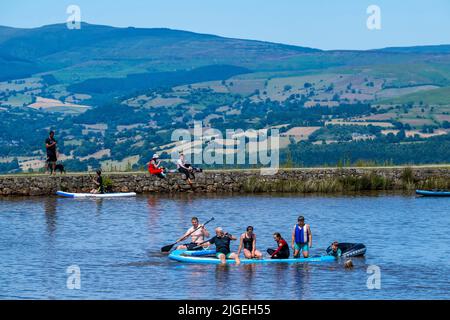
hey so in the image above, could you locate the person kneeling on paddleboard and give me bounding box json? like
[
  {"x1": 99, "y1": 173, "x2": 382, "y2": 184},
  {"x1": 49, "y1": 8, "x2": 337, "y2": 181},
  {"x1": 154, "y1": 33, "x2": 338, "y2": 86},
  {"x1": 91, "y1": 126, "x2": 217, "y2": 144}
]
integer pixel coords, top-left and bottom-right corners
[
  {"x1": 204, "y1": 227, "x2": 240, "y2": 265},
  {"x1": 267, "y1": 232, "x2": 290, "y2": 259},
  {"x1": 148, "y1": 154, "x2": 166, "y2": 179},
  {"x1": 328, "y1": 241, "x2": 342, "y2": 257},
  {"x1": 291, "y1": 215, "x2": 312, "y2": 258},
  {"x1": 237, "y1": 226, "x2": 263, "y2": 259},
  {"x1": 176, "y1": 217, "x2": 210, "y2": 250},
  {"x1": 90, "y1": 170, "x2": 104, "y2": 194}
]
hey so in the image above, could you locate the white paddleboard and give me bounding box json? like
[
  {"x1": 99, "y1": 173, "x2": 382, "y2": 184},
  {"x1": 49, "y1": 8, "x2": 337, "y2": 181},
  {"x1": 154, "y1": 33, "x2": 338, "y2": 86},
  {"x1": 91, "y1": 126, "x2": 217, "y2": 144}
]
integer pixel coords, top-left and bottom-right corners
[{"x1": 56, "y1": 191, "x2": 136, "y2": 198}]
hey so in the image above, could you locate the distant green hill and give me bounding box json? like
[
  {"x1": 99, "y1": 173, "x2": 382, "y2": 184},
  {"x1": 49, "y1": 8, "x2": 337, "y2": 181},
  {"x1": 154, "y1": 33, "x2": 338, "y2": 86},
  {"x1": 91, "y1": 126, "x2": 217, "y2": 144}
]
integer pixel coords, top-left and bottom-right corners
[
  {"x1": 374, "y1": 45, "x2": 450, "y2": 54},
  {"x1": 380, "y1": 86, "x2": 450, "y2": 105},
  {"x1": 0, "y1": 23, "x2": 319, "y2": 82}
]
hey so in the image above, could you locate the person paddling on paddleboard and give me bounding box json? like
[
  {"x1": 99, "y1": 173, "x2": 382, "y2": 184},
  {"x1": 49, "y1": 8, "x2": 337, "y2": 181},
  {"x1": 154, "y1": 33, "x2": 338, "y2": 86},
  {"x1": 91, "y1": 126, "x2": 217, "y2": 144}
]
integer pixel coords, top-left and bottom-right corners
[
  {"x1": 291, "y1": 215, "x2": 312, "y2": 258},
  {"x1": 90, "y1": 170, "x2": 104, "y2": 194},
  {"x1": 176, "y1": 217, "x2": 210, "y2": 250},
  {"x1": 237, "y1": 226, "x2": 262, "y2": 259},
  {"x1": 267, "y1": 232, "x2": 290, "y2": 259},
  {"x1": 204, "y1": 227, "x2": 240, "y2": 265}
]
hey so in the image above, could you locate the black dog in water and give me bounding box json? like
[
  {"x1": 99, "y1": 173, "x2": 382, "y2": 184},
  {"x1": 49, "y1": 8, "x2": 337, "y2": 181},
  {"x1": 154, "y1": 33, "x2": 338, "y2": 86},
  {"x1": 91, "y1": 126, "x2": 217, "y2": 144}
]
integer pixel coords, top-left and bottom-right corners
[{"x1": 50, "y1": 163, "x2": 66, "y2": 174}]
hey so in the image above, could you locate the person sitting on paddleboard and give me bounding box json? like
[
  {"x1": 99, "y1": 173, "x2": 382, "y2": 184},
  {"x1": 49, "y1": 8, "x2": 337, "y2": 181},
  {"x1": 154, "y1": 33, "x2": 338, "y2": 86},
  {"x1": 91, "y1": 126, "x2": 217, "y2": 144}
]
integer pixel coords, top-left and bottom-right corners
[
  {"x1": 148, "y1": 154, "x2": 166, "y2": 179},
  {"x1": 237, "y1": 226, "x2": 262, "y2": 259},
  {"x1": 204, "y1": 227, "x2": 240, "y2": 265},
  {"x1": 267, "y1": 232, "x2": 290, "y2": 259},
  {"x1": 90, "y1": 169, "x2": 104, "y2": 194},
  {"x1": 291, "y1": 215, "x2": 312, "y2": 258},
  {"x1": 176, "y1": 217, "x2": 210, "y2": 250},
  {"x1": 328, "y1": 241, "x2": 342, "y2": 257},
  {"x1": 177, "y1": 153, "x2": 195, "y2": 185}
]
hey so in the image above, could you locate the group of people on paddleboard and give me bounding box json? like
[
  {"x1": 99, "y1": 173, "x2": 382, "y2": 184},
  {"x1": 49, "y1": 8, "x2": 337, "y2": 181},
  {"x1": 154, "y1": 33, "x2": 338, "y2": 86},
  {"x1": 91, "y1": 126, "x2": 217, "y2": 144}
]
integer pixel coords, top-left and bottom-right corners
[{"x1": 173, "y1": 216, "x2": 342, "y2": 265}]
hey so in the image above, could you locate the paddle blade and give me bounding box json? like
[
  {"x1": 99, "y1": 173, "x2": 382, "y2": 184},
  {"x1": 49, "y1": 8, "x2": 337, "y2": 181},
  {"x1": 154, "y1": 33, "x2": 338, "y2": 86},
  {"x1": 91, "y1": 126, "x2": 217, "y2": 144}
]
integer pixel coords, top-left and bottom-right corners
[{"x1": 161, "y1": 243, "x2": 175, "y2": 253}]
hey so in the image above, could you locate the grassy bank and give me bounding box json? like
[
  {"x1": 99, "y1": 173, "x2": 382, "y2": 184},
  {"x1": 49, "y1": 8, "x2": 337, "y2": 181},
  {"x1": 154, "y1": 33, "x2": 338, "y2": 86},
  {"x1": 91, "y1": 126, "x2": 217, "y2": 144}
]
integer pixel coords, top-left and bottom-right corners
[{"x1": 242, "y1": 168, "x2": 450, "y2": 193}]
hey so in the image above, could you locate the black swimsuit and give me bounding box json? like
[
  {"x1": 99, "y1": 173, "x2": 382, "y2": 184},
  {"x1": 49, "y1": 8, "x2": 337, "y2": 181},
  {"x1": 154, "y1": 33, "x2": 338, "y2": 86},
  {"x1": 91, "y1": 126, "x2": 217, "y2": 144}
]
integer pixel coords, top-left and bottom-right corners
[{"x1": 243, "y1": 234, "x2": 254, "y2": 252}]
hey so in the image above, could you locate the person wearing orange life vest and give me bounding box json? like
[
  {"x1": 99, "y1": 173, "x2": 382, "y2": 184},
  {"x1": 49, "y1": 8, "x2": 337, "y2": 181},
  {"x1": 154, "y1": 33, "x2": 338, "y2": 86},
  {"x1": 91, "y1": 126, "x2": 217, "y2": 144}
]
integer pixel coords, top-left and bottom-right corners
[
  {"x1": 291, "y1": 215, "x2": 312, "y2": 258},
  {"x1": 148, "y1": 154, "x2": 166, "y2": 179}
]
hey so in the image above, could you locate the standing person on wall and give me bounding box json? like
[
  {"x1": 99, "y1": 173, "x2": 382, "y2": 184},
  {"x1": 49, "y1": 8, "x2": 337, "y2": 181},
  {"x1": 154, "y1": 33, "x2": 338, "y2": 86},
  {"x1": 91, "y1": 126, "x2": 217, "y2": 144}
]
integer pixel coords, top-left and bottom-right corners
[{"x1": 45, "y1": 130, "x2": 58, "y2": 175}]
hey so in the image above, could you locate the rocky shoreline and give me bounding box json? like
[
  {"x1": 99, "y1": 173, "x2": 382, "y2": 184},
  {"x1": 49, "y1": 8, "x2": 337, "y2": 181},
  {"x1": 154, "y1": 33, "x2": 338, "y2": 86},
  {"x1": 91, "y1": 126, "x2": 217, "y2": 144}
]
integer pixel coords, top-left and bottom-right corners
[{"x1": 0, "y1": 166, "x2": 449, "y2": 196}]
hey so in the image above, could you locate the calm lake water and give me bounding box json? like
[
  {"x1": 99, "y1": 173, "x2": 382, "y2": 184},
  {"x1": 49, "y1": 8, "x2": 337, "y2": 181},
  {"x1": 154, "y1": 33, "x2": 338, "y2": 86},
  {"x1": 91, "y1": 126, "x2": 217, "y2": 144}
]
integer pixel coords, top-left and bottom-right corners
[{"x1": 0, "y1": 192, "x2": 448, "y2": 300}]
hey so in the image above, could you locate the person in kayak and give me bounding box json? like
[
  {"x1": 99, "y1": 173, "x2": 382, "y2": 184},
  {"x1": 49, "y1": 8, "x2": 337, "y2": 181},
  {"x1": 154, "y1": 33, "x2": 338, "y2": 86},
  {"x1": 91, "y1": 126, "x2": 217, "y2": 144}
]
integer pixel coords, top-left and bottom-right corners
[
  {"x1": 176, "y1": 217, "x2": 210, "y2": 250},
  {"x1": 291, "y1": 215, "x2": 312, "y2": 258},
  {"x1": 328, "y1": 241, "x2": 342, "y2": 257},
  {"x1": 90, "y1": 169, "x2": 104, "y2": 194},
  {"x1": 177, "y1": 153, "x2": 195, "y2": 185},
  {"x1": 205, "y1": 227, "x2": 240, "y2": 265},
  {"x1": 267, "y1": 232, "x2": 290, "y2": 259},
  {"x1": 148, "y1": 154, "x2": 166, "y2": 179},
  {"x1": 237, "y1": 226, "x2": 263, "y2": 259}
]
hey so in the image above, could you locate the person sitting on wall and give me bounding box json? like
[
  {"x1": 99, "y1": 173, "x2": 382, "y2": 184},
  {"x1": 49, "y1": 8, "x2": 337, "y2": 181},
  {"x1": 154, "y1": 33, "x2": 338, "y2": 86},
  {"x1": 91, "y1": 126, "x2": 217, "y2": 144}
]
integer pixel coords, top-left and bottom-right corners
[
  {"x1": 148, "y1": 154, "x2": 166, "y2": 179},
  {"x1": 177, "y1": 153, "x2": 195, "y2": 185}
]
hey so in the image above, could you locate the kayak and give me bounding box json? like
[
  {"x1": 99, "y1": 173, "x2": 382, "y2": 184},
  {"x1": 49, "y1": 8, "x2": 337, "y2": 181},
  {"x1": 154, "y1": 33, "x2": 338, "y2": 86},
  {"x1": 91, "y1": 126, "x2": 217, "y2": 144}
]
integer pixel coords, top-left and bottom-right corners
[
  {"x1": 416, "y1": 189, "x2": 450, "y2": 197},
  {"x1": 168, "y1": 249, "x2": 336, "y2": 264},
  {"x1": 56, "y1": 191, "x2": 137, "y2": 198},
  {"x1": 326, "y1": 243, "x2": 366, "y2": 258}
]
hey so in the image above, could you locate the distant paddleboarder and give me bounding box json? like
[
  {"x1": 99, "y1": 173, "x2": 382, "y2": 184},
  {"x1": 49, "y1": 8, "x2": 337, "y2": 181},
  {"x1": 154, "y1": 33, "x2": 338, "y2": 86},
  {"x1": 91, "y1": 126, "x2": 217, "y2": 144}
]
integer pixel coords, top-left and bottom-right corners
[{"x1": 90, "y1": 169, "x2": 104, "y2": 194}]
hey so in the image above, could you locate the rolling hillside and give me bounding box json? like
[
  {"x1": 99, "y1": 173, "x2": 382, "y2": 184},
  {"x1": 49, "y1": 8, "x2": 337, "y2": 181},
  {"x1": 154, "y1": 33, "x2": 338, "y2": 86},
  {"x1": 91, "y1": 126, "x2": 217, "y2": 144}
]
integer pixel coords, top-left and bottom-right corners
[{"x1": 0, "y1": 23, "x2": 449, "y2": 173}]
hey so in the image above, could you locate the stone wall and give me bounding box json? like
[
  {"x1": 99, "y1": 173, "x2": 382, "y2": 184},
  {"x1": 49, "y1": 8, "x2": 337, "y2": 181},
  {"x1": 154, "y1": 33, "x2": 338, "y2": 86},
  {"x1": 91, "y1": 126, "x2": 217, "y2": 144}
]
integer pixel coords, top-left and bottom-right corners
[{"x1": 0, "y1": 167, "x2": 449, "y2": 196}]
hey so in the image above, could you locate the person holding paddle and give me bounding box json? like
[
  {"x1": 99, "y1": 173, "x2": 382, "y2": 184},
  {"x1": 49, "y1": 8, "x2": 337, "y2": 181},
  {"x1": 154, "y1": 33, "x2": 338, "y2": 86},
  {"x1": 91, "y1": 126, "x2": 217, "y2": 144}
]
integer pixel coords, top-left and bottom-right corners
[{"x1": 175, "y1": 217, "x2": 210, "y2": 251}]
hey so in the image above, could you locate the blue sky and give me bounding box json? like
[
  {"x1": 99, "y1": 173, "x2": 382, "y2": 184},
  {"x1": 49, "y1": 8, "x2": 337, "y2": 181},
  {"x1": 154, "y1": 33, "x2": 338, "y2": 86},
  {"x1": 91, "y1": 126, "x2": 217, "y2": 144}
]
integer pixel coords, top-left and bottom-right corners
[{"x1": 1, "y1": 0, "x2": 449, "y2": 50}]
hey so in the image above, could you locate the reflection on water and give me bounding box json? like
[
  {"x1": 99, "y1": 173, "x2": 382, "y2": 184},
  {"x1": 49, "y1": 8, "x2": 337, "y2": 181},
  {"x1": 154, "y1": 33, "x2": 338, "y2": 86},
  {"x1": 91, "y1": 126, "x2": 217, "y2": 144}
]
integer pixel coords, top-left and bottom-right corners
[
  {"x1": 44, "y1": 197, "x2": 57, "y2": 237},
  {"x1": 0, "y1": 192, "x2": 449, "y2": 299}
]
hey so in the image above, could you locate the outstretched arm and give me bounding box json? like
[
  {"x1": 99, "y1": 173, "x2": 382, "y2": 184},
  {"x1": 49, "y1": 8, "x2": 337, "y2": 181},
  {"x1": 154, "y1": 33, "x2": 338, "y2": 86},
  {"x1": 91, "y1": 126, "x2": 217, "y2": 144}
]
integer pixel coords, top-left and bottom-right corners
[
  {"x1": 237, "y1": 234, "x2": 244, "y2": 256},
  {"x1": 271, "y1": 241, "x2": 284, "y2": 257},
  {"x1": 228, "y1": 234, "x2": 237, "y2": 241}
]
